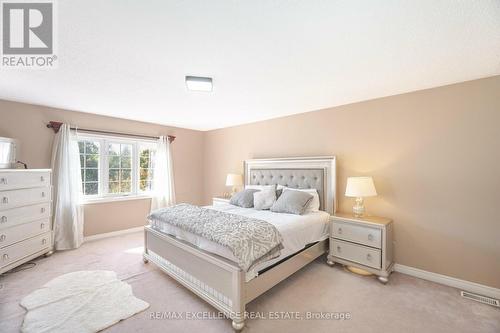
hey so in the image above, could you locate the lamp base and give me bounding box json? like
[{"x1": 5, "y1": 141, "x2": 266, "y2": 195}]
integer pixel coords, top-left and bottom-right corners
[
  {"x1": 345, "y1": 265, "x2": 373, "y2": 276},
  {"x1": 352, "y1": 197, "x2": 365, "y2": 217}
]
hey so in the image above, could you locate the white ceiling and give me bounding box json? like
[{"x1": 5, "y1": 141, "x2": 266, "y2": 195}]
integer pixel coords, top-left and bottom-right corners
[{"x1": 1, "y1": 1, "x2": 499, "y2": 131}]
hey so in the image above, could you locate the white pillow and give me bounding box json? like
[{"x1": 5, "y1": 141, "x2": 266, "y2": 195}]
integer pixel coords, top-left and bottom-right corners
[
  {"x1": 245, "y1": 184, "x2": 276, "y2": 191},
  {"x1": 253, "y1": 189, "x2": 277, "y2": 210},
  {"x1": 282, "y1": 187, "x2": 320, "y2": 212}
]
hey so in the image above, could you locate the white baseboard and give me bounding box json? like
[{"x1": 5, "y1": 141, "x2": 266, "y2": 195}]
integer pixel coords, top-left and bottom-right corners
[
  {"x1": 84, "y1": 226, "x2": 144, "y2": 243},
  {"x1": 394, "y1": 264, "x2": 500, "y2": 300}
]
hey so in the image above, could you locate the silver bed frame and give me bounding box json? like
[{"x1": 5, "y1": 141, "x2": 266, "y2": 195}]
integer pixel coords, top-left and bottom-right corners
[{"x1": 143, "y1": 157, "x2": 336, "y2": 330}]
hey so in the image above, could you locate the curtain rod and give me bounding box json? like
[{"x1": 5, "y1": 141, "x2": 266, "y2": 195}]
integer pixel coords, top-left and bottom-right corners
[{"x1": 46, "y1": 121, "x2": 176, "y2": 143}]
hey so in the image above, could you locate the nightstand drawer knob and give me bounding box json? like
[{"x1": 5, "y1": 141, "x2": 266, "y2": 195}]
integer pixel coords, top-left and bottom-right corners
[
  {"x1": 336, "y1": 246, "x2": 341, "y2": 252},
  {"x1": 368, "y1": 234, "x2": 374, "y2": 241},
  {"x1": 0, "y1": 235, "x2": 5, "y2": 242},
  {"x1": 3, "y1": 254, "x2": 8, "y2": 261},
  {"x1": 1, "y1": 216, "x2": 7, "y2": 223},
  {"x1": 2, "y1": 197, "x2": 8, "y2": 204},
  {"x1": 0, "y1": 177, "x2": 7, "y2": 184},
  {"x1": 337, "y1": 228, "x2": 342, "y2": 234},
  {"x1": 366, "y1": 253, "x2": 372, "y2": 261},
  {"x1": 42, "y1": 238, "x2": 47, "y2": 245}
]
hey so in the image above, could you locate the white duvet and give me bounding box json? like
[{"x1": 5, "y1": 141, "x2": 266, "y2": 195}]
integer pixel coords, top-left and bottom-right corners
[{"x1": 149, "y1": 203, "x2": 330, "y2": 281}]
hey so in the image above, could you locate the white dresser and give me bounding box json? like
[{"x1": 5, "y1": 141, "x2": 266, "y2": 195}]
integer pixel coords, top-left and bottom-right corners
[{"x1": 0, "y1": 169, "x2": 53, "y2": 274}]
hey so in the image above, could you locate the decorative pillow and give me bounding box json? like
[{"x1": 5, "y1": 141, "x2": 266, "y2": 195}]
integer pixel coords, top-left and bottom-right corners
[
  {"x1": 253, "y1": 189, "x2": 277, "y2": 210},
  {"x1": 270, "y1": 190, "x2": 313, "y2": 215},
  {"x1": 245, "y1": 184, "x2": 276, "y2": 191},
  {"x1": 283, "y1": 187, "x2": 320, "y2": 212},
  {"x1": 229, "y1": 189, "x2": 259, "y2": 208}
]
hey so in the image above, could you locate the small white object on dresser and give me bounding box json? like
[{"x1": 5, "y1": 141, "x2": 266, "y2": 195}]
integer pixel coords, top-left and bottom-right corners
[
  {"x1": 212, "y1": 197, "x2": 231, "y2": 206},
  {"x1": 0, "y1": 169, "x2": 53, "y2": 274},
  {"x1": 327, "y1": 213, "x2": 394, "y2": 284}
]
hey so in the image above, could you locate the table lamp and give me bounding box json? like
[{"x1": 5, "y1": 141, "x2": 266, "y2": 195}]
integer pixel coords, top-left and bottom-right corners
[
  {"x1": 226, "y1": 174, "x2": 243, "y2": 195},
  {"x1": 345, "y1": 177, "x2": 377, "y2": 217}
]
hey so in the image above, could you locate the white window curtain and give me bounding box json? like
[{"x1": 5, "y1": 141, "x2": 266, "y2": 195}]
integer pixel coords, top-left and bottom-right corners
[
  {"x1": 150, "y1": 136, "x2": 175, "y2": 211},
  {"x1": 51, "y1": 124, "x2": 84, "y2": 250}
]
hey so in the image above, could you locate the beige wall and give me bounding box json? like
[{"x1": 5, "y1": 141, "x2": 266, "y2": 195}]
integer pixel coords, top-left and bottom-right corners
[
  {"x1": 203, "y1": 76, "x2": 500, "y2": 288},
  {"x1": 0, "y1": 101, "x2": 204, "y2": 236}
]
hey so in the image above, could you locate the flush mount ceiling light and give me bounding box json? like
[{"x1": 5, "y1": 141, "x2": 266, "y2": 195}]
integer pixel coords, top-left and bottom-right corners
[{"x1": 185, "y1": 76, "x2": 213, "y2": 92}]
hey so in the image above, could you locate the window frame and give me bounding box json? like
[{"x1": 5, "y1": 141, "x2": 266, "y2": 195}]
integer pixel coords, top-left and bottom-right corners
[{"x1": 76, "y1": 133, "x2": 157, "y2": 203}]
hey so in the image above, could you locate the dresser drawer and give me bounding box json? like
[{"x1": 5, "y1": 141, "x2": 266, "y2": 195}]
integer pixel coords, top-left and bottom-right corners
[
  {"x1": 0, "y1": 218, "x2": 51, "y2": 248},
  {"x1": 0, "y1": 203, "x2": 51, "y2": 230},
  {"x1": 0, "y1": 171, "x2": 51, "y2": 191},
  {"x1": 332, "y1": 221, "x2": 381, "y2": 248},
  {"x1": 0, "y1": 187, "x2": 51, "y2": 211},
  {"x1": 330, "y1": 239, "x2": 381, "y2": 269},
  {"x1": 0, "y1": 232, "x2": 51, "y2": 269}
]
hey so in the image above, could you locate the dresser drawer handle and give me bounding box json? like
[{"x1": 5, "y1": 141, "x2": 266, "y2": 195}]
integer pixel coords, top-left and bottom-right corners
[
  {"x1": 41, "y1": 176, "x2": 45, "y2": 182},
  {"x1": 2, "y1": 254, "x2": 8, "y2": 261},
  {"x1": 368, "y1": 234, "x2": 374, "y2": 241},
  {"x1": 41, "y1": 192, "x2": 46, "y2": 198},
  {"x1": 366, "y1": 253, "x2": 372, "y2": 261},
  {"x1": 0, "y1": 177, "x2": 7, "y2": 184},
  {"x1": 2, "y1": 197, "x2": 8, "y2": 204},
  {"x1": 337, "y1": 228, "x2": 342, "y2": 234},
  {"x1": 0, "y1": 216, "x2": 7, "y2": 223},
  {"x1": 40, "y1": 223, "x2": 45, "y2": 229},
  {"x1": 42, "y1": 238, "x2": 47, "y2": 245},
  {"x1": 41, "y1": 207, "x2": 46, "y2": 213},
  {"x1": 336, "y1": 246, "x2": 341, "y2": 253},
  {"x1": 0, "y1": 235, "x2": 5, "y2": 242}
]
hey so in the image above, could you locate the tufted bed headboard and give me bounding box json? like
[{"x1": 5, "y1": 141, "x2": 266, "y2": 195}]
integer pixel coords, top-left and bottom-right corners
[{"x1": 244, "y1": 157, "x2": 337, "y2": 214}]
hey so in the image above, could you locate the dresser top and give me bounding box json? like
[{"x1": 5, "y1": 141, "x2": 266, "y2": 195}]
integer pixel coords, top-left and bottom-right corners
[
  {"x1": 333, "y1": 212, "x2": 392, "y2": 226},
  {"x1": 0, "y1": 169, "x2": 51, "y2": 172}
]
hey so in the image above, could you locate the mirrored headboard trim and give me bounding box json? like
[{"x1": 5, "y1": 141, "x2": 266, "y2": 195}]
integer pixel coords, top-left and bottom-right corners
[{"x1": 244, "y1": 157, "x2": 337, "y2": 215}]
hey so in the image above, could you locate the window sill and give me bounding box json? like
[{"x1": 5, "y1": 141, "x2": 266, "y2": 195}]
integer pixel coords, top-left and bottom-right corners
[{"x1": 81, "y1": 195, "x2": 153, "y2": 205}]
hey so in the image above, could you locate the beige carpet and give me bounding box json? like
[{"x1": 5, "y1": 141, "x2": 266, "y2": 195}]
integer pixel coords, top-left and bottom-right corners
[{"x1": 1, "y1": 232, "x2": 498, "y2": 333}]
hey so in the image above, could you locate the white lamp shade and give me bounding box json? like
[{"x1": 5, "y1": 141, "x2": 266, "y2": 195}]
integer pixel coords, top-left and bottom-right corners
[
  {"x1": 226, "y1": 174, "x2": 243, "y2": 187},
  {"x1": 345, "y1": 177, "x2": 377, "y2": 197}
]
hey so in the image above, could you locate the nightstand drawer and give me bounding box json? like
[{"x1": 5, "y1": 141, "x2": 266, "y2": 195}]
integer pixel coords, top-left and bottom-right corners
[
  {"x1": 331, "y1": 239, "x2": 381, "y2": 269},
  {"x1": 332, "y1": 221, "x2": 381, "y2": 248}
]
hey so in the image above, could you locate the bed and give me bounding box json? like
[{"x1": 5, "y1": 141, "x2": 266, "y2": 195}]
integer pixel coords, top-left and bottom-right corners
[{"x1": 143, "y1": 157, "x2": 336, "y2": 330}]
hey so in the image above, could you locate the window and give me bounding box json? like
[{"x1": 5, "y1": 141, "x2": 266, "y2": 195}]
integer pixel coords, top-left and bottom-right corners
[
  {"x1": 77, "y1": 135, "x2": 157, "y2": 200},
  {"x1": 139, "y1": 145, "x2": 155, "y2": 192},
  {"x1": 78, "y1": 140, "x2": 100, "y2": 196},
  {"x1": 107, "y1": 142, "x2": 132, "y2": 194}
]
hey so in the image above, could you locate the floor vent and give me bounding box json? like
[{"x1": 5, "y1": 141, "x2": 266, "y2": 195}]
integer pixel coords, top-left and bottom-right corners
[{"x1": 461, "y1": 291, "x2": 500, "y2": 307}]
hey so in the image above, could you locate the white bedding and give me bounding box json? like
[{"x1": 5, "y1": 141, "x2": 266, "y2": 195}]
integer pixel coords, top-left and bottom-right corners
[{"x1": 149, "y1": 203, "x2": 330, "y2": 281}]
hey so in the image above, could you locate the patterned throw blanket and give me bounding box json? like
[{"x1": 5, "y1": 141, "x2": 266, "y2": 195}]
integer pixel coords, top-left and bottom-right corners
[{"x1": 148, "y1": 204, "x2": 284, "y2": 271}]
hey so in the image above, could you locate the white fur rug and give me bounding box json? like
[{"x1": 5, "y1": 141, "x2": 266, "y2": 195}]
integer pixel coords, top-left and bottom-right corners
[{"x1": 20, "y1": 270, "x2": 149, "y2": 333}]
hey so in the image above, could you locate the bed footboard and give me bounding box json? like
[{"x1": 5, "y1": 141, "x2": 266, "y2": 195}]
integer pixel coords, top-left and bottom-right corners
[{"x1": 143, "y1": 226, "x2": 246, "y2": 330}]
